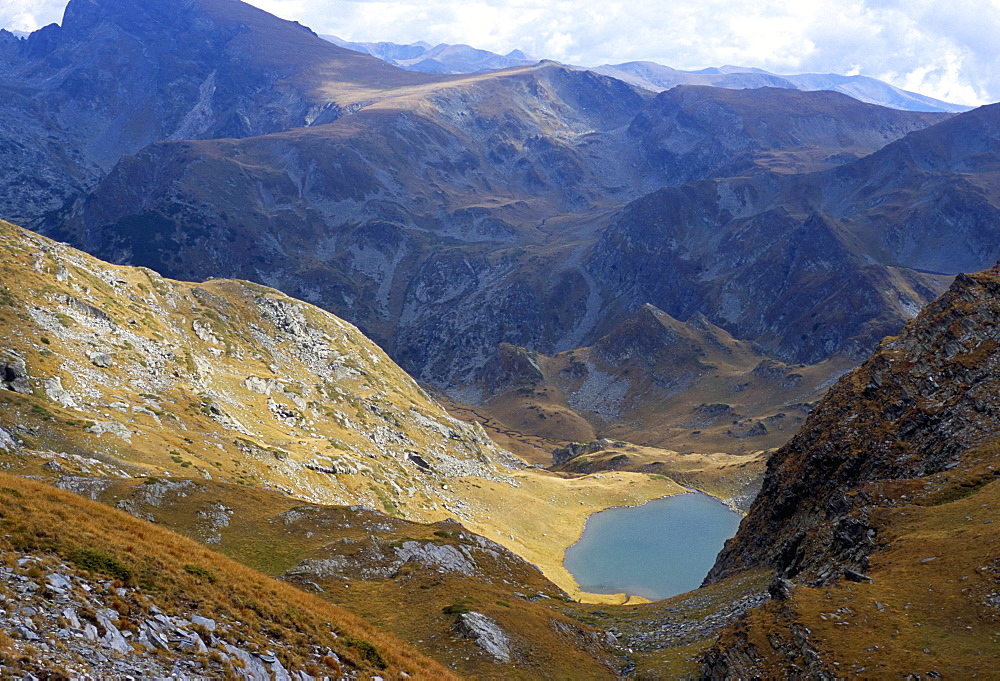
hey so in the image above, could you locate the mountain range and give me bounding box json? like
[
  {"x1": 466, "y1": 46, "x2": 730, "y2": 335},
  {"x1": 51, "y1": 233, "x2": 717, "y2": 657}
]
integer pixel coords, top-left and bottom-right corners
[
  {"x1": 593, "y1": 62, "x2": 971, "y2": 113},
  {"x1": 322, "y1": 34, "x2": 536, "y2": 74},
  {"x1": 1, "y1": 0, "x2": 1000, "y2": 676},
  {"x1": 3, "y1": 0, "x2": 998, "y2": 453},
  {"x1": 317, "y1": 33, "x2": 968, "y2": 113}
]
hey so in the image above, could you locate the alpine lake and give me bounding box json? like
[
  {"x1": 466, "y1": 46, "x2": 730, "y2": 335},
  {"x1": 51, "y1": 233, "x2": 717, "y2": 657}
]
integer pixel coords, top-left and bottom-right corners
[{"x1": 564, "y1": 492, "x2": 743, "y2": 600}]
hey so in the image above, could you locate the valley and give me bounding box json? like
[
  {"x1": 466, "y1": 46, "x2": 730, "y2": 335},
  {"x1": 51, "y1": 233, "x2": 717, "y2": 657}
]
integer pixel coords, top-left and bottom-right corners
[
  {"x1": 0, "y1": 0, "x2": 999, "y2": 677},
  {"x1": 0, "y1": 218, "x2": 766, "y2": 675}
]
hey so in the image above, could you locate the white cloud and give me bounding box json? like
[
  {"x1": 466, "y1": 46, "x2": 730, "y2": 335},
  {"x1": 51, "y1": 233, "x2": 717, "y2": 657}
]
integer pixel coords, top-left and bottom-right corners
[
  {"x1": 2, "y1": 0, "x2": 998, "y2": 105},
  {"x1": 0, "y1": 0, "x2": 66, "y2": 32}
]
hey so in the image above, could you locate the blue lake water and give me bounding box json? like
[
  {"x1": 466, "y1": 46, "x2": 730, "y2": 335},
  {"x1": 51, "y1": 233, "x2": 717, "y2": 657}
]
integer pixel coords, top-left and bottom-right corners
[{"x1": 564, "y1": 492, "x2": 743, "y2": 600}]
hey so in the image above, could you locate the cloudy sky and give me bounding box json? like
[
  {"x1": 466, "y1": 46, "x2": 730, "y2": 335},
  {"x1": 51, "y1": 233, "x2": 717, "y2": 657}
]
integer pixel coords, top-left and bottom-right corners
[{"x1": 3, "y1": 0, "x2": 999, "y2": 105}]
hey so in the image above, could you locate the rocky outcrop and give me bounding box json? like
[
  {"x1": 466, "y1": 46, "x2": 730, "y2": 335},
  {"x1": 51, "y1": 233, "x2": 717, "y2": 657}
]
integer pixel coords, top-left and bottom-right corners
[
  {"x1": 453, "y1": 612, "x2": 511, "y2": 662},
  {"x1": 706, "y1": 265, "x2": 1000, "y2": 585},
  {"x1": 701, "y1": 610, "x2": 834, "y2": 680},
  {"x1": 0, "y1": 556, "x2": 328, "y2": 679},
  {"x1": 1, "y1": 358, "x2": 32, "y2": 395}
]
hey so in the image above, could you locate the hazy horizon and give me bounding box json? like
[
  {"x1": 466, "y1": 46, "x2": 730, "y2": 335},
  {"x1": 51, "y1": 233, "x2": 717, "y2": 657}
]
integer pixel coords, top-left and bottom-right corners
[{"x1": 3, "y1": 0, "x2": 998, "y2": 107}]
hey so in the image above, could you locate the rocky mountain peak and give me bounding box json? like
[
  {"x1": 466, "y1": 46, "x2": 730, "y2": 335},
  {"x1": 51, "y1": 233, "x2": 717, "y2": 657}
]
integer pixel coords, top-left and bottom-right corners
[
  {"x1": 60, "y1": 0, "x2": 196, "y2": 37},
  {"x1": 706, "y1": 264, "x2": 1000, "y2": 586}
]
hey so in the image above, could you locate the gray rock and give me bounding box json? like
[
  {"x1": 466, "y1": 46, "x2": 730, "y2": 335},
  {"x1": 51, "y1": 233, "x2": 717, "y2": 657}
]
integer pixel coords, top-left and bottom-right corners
[
  {"x1": 453, "y1": 611, "x2": 511, "y2": 662},
  {"x1": 1, "y1": 359, "x2": 32, "y2": 394},
  {"x1": 102, "y1": 622, "x2": 132, "y2": 655},
  {"x1": 44, "y1": 376, "x2": 78, "y2": 408},
  {"x1": 14, "y1": 625, "x2": 39, "y2": 641},
  {"x1": 191, "y1": 614, "x2": 217, "y2": 631},
  {"x1": 143, "y1": 622, "x2": 171, "y2": 650},
  {"x1": 62, "y1": 607, "x2": 81, "y2": 630},
  {"x1": 85, "y1": 420, "x2": 132, "y2": 441},
  {"x1": 89, "y1": 352, "x2": 113, "y2": 368},
  {"x1": 221, "y1": 642, "x2": 272, "y2": 681},
  {"x1": 395, "y1": 540, "x2": 476, "y2": 576},
  {"x1": 46, "y1": 573, "x2": 72, "y2": 590},
  {"x1": 0, "y1": 426, "x2": 19, "y2": 451},
  {"x1": 83, "y1": 622, "x2": 100, "y2": 642}
]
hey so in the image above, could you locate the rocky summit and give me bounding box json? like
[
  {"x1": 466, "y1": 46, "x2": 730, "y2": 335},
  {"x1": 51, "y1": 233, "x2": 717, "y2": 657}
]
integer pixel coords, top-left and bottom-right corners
[{"x1": 699, "y1": 265, "x2": 1000, "y2": 677}]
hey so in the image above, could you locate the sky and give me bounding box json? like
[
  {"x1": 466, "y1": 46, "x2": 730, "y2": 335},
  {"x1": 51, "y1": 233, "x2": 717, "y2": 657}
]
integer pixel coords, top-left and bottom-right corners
[{"x1": 3, "y1": 0, "x2": 999, "y2": 106}]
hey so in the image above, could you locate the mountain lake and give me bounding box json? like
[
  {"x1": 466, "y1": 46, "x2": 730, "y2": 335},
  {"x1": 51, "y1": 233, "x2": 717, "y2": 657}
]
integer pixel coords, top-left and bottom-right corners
[{"x1": 565, "y1": 492, "x2": 743, "y2": 600}]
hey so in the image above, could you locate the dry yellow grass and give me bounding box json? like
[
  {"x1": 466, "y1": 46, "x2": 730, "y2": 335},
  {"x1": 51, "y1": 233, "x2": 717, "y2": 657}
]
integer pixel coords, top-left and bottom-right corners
[
  {"x1": 0, "y1": 471, "x2": 457, "y2": 679},
  {"x1": 451, "y1": 469, "x2": 687, "y2": 601}
]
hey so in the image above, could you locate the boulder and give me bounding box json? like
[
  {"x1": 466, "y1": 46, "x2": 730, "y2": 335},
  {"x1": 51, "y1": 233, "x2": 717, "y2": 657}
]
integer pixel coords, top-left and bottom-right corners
[
  {"x1": 1, "y1": 359, "x2": 32, "y2": 394},
  {"x1": 89, "y1": 352, "x2": 113, "y2": 368},
  {"x1": 453, "y1": 611, "x2": 511, "y2": 662}
]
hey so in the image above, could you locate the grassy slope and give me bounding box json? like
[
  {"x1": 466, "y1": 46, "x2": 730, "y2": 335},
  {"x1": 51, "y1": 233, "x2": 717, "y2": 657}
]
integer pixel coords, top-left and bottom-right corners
[
  {"x1": 0, "y1": 219, "x2": 511, "y2": 519},
  {"x1": 0, "y1": 471, "x2": 453, "y2": 679},
  {"x1": 711, "y1": 444, "x2": 1000, "y2": 676},
  {"x1": 0, "y1": 462, "x2": 624, "y2": 678}
]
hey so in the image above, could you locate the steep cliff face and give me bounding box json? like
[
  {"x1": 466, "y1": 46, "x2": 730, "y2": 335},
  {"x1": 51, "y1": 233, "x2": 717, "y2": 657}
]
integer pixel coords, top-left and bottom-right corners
[
  {"x1": 707, "y1": 266, "x2": 1000, "y2": 584},
  {"x1": 700, "y1": 266, "x2": 1000, "y2": 677}
]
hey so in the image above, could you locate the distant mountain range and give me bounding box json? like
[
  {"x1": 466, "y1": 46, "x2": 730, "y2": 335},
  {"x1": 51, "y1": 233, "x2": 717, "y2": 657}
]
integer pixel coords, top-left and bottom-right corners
[
  {"x1": 323, "y1": 34, "x2": 536, "y2": 74},
  {"x1": 593, "y1": 62, "x2": 971, "y2": 114},
  {"x1": 5, "y1": 0, "x2": 990, "y2": 429},
  {"x1": 321, "y1": 36, "x2": 969, "y2": 113}
]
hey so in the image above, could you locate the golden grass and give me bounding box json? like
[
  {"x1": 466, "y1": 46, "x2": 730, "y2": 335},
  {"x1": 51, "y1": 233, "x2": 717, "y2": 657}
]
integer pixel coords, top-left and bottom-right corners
[
  {"x1": 451, "y1": 469, "x2": 687, "y2": 601},
  {"x1": 0, "y1": 219, "x2": 510, "y2": 522},
  {"x1": 0, "y1": 472, "x2": 457, "y2": 680},
  {"x1": 712, "y1": 445, "x2": 1000, "y2": 677}
]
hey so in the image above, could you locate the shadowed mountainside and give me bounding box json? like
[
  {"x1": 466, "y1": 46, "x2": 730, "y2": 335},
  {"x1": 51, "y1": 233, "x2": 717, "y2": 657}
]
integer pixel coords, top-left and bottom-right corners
[
  {"x1": 699, "y1": 265, "x2": 1000, "y2": 677},
  {"x1": 0, "y1": 0, "x2": 439, "y2": 223},
  {"x1": 587, "y1": 102, "x2": 1000, "y2": 365},
  {"x1": 43, "y1": 71, "x2": 952, "y2": 397}
]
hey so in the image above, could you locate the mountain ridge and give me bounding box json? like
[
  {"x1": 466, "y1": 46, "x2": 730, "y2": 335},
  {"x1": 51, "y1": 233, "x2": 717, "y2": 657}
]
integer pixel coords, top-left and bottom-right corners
[
  {"x1": 307, "y1": 32, "x2": 969, "y2": 113},
  {"x1": 593, "y1": 61, "x2": 971, "y2": 113},
  {"x1": 699, "y1": 264, "x2": 1000, "y2": 677}
]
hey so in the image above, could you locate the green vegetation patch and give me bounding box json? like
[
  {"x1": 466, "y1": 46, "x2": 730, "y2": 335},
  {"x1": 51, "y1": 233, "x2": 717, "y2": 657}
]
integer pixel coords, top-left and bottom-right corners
[
  {"x1": 346, "y1": 638, "x2": 387, "y2": 669},
  {"x1": 184, "y1": 563, "x2": 218, "y2": 583},
  {"x1": 68, "y1": 547, "x2": 133, "y2": 582}
]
